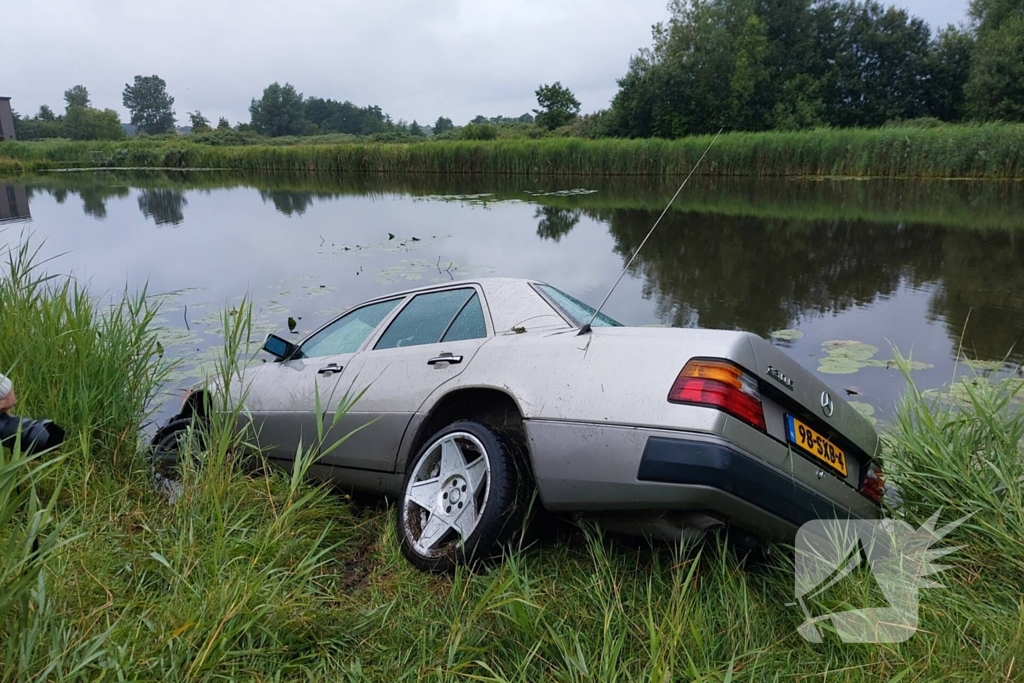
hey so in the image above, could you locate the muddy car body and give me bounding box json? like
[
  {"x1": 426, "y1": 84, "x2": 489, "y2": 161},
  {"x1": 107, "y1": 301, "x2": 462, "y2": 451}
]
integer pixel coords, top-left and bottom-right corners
[{"x1": 158, "y1": 278, "x2": 883, "y2": 571}]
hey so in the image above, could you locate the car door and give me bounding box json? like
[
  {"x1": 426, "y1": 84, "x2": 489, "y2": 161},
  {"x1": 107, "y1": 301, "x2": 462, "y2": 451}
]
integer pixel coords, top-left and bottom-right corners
[
  {"x1": 244, "y1": 297, "x2": 404, "y2": 463},
  {"x1": 320, "y1": 286, "x2": 491, "y2": 472}
]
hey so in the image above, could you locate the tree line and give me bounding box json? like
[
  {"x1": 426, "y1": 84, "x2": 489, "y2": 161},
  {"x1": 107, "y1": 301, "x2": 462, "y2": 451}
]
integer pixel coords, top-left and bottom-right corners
[
  {"x1": 600, "y1": 0, "x2": 1023, "y2": 137},
  {"x1": 8, "y1": 0, "x2": 1023, "y2": 143}
]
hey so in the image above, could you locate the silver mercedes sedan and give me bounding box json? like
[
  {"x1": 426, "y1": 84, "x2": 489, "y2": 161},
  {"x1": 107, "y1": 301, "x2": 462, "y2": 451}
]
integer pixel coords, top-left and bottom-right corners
[{"x1": 154, "y1": 278, "x2": 883, "y2": 572}]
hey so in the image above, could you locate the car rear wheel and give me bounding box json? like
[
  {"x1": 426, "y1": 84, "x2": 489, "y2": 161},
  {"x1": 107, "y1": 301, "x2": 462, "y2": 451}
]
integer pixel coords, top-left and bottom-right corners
[{"x1": 398, "y1": 421, "x2": 524, "y2": 572}]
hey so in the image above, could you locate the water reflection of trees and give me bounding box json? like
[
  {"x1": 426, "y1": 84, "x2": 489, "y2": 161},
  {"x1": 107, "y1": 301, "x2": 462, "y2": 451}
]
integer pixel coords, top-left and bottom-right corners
[
  {"x1": 534, "y1": 206, "x2": 581, "y2": 242},
  {"x1": 137, "y1": 189, "x2": 187, "y2": 226},
  {"x1": 564, "y1": 208, "x2": 1020, "y2": 362},
  {"x1": 258, "y1": 189, "x2": 314, "y2": 216},
  {"x1": 26, "y1": 185, "x2": 130, "y2": 221},
  {"x1": 930, "y1": 232, "x2": 1024, "y2": 361}
]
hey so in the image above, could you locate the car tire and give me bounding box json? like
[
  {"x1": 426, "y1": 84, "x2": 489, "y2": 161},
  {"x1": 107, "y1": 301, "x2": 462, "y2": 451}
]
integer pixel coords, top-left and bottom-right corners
[
  {"x1": 398, "y1": 420, "x2": 526, "y2": 573},
  {"x1": 150, "y1": 416, "x2": 206, "y2": 479}
]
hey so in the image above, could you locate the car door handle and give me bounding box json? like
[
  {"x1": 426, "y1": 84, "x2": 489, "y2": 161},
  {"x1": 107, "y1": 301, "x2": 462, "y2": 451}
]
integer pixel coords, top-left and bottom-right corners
[
  {"x1": 427, "y1": 353, "x2": 463, "y2": 366},
  {"x1": 317, "y1": 363, "x2": 343, "y2": 375}
]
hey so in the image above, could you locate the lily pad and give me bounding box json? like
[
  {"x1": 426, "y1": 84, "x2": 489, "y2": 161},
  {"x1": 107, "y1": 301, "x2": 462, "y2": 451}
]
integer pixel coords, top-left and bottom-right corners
[
  {"x1": 818, "y1": 340, "x2": 880, "y2": 374},
  {"x1": 962, "y1": 358, "x2": 1006, "y2": 373},
  {"x1": 770, "y1": 328, "x2": 805, "y2": 341},
  {"x1": 847, "y1": 401, "x2": 877, "y2": 426},
  {"x1": 818, "y1": 340, "x2": 932, "y2": 374}
]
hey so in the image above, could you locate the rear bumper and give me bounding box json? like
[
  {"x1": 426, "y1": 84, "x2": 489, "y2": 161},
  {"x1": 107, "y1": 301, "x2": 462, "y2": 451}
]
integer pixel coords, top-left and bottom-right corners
[
  {"x1": 638, "y1": 437, "x2": 859, "y2": 531},
  {"x1": 525, "y1": 420, "x2": 880, "y2": 544}
]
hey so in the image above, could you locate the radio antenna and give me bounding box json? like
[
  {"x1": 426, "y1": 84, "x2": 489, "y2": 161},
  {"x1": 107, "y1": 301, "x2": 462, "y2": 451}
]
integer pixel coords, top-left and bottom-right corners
[{"x1": 578, "y1": 127, "x2": 723, "y2": 336}]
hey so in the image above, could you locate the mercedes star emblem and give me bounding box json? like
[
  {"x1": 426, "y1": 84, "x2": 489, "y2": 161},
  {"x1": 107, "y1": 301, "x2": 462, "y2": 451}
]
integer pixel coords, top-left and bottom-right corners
[{"x1": 821, "y1": 390, "x2": 835, "y2": 417}]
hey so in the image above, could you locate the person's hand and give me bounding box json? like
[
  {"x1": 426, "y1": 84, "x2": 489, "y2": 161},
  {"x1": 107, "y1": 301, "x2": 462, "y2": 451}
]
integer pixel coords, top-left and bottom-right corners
[{"x1": 0, "y1": 389, "x2": 16, "y2": 412}]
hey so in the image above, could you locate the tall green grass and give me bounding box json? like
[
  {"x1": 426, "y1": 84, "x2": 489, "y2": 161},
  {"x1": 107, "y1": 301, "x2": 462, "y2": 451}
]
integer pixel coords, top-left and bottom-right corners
[
  {"x1": 3, "y1": 123, "x2": 1024, "y2": 177},
  {"x1": 1, "y1": 239, "x2": 1022, "y2": 680}
]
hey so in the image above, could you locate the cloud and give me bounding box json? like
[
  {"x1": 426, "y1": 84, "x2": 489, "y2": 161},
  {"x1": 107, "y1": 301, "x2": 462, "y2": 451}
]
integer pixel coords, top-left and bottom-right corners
[{"x1": 5, "y1": 0, "x2": 967, "y2": 126}]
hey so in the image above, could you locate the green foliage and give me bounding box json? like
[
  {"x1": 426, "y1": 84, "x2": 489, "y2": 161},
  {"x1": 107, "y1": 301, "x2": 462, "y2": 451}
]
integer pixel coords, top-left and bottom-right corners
[
  {"x1": 966, "y1": 14, "x2": 1024, "y2": 121},
  {"x1": 122, "y1": 74, "x2": 176, "y2": 134},
  {"x1": 928, "y1": 26, "x2": 975, "y2": 121},
  {"x1": 63, "y1": 106, "x2": 126, "y2": 141},
  {"x1": 302, "y1": 96, "x2": 391, "y2": 136},
  {"x1": 408, "y1": 119, "x2": 423, "y2": 136},
  {"x1": 609, "y1": 0, "x2": 973, "y2": 136},
  {"x1": 460, "y1": 123, "x2": 499, "y2": 140},
  {"x1": 188, "y1": 110, "x2": 211, "y2": 132},
  {"x1": 0, "y1": 241, "x2": 167, "y2": 462},
  {"x1": 730, "y1": 15, "x2": 770, "y2": 131},
  {"x1": 433, "y1": 116, "x2": 454, "y2": 135},
  {"x1": 556, "y1": 110, "x2": 613, "y2": 139},
  {"x1": 36, "y1": 105, "x2": 55, "y2": 122},
  {"x1": 533, "y1": 81, "x2": 581, "y2": 130},
  {"x1": 62, "y1": 85, "x2": 90, "y2": 109},
  {"x1": 188, "y1": 128, "x2": 264, "y2": 146},
  {"x1": 216, "y1": 116, "x2": 230, "y2": 130},
  {"x1": 4, "y1": 124, "x2": 1024, "y2": 178},
  {"x1": 249, "y1": 82, "x2": 306, "y2": 137}
]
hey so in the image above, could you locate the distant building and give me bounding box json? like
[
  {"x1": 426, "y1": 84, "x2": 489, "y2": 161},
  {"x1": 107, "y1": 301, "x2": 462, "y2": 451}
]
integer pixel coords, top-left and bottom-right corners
[{"x1": 0, "y1": 97, "x2": 15, "y2": 141}]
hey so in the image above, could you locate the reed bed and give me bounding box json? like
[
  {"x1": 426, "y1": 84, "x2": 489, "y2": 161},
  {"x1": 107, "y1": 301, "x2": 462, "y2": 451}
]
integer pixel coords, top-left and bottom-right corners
[
  {"x1": 2, "y1": 123, "x2": 1024, "y2": 178},
  {"x1": 1, "y1": 240, "x2": 1022, "y2": 680}
]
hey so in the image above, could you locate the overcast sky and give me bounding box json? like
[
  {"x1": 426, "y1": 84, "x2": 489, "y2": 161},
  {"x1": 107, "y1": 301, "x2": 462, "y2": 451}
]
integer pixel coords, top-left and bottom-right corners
[{"x1": 8, "y1": 0, "x2": 970, "y2": 128}]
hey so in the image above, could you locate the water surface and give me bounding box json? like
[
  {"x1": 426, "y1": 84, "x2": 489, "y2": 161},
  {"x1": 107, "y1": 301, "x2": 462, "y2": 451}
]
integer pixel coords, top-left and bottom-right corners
[{"x1": 3, "y1": 171, "x2": 1022, "y2": 426}]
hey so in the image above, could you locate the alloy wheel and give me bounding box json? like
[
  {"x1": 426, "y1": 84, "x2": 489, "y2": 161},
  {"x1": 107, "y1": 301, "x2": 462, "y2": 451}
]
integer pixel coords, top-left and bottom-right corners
[{"x1": 401, "y1": 431, "x2": 492, "y2": 558}]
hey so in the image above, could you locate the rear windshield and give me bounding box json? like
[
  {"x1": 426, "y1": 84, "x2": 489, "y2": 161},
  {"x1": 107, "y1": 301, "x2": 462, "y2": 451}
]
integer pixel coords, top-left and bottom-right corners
[{"x1": 535, "y1": 284, "x2": 622, "y2": 328}]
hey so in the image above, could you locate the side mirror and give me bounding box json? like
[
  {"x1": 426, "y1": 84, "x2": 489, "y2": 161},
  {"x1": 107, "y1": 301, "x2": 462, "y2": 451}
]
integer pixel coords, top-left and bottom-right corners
[{"x1": 263, "y1": 333, "x2": 300, "y2": 360}]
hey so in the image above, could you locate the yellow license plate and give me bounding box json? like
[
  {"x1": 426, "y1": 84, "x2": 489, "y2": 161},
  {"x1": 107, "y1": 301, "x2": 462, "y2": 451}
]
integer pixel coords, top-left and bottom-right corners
[{"x1": 785, "y1": 415, "x2": 848, "y2": 477}]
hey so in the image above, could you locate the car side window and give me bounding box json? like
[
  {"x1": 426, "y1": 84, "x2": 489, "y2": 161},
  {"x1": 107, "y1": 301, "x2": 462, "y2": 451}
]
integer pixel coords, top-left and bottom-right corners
[
  {"x1": 301, "y1": 298, "x2": 401, "y2": 358},
  {"x1": 375, "y1": 288, "x2": 482, "y2": 350},
  {"x1": 442, "y1": 293, "x2": 486, "y2": 342}
]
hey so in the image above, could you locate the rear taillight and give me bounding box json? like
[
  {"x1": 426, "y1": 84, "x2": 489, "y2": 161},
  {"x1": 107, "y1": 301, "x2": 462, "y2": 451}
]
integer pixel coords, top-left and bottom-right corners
[
  {"x1": 668, "y1": 359, "x2": 767, "y2": 432},
  {"x1": 861, "y1": 463, "x2": 885, "y2": 505}
]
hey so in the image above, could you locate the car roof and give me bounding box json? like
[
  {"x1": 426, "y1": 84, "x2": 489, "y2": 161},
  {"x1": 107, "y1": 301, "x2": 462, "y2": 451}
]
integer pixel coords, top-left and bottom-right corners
[
  {"x1": 357, "y1": 277, "x2": 572, "y2": 333},
  {"x1": 358, "y1": 277, "x2": 543, "y2": 301}
]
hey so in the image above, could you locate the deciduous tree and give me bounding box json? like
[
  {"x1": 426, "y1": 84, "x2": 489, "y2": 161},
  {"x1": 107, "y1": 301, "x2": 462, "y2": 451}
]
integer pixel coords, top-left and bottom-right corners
[
  {"x1": 533, "y1": 82, "x2": 581, "y2": 130},
  {"x1": 965, "y1": 0, "x2": 1024, "y2": 121},
  {"x1": 188, "y1": 111, "x2": 211, "y2": 132},
  {"x1": 928, "y1": 26, "x2": 974, "y2": 121},
  {"x1": 433, "y1": 116, "x2": 454, "y2": 134},
  {"x1": 64, "y1": 106, "x2": 125, "y2": 140},
  {"x1": 249, "y1": 82, "x2": 306, "y2": 137},
  {"x1": 63, "y1": 85, "x2": 90, "y2": 109},
  {"x1": 123, "y1": 75, "x2": 176, "y2": 134}
]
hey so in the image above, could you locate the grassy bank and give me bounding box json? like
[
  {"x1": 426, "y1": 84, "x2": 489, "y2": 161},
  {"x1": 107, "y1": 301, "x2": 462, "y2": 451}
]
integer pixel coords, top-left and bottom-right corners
[
  {"x1": 2, "y1": 243, "x2": 1023, "y2": 680},
  {"x1": 2, "y1": 123, "x2": 1024, "y2": 178}
]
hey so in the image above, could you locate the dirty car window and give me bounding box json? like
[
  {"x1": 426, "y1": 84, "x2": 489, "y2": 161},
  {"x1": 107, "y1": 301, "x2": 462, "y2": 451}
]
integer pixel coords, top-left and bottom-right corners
[
  {"x1": 442, "y1": 293, "x2": 486, "y2": 342},
  {"x1": 536, "y1": 284, "x2": 622, "y2": 327},
  {"x1": 302, "y1": 299, "x2": 401, "y2": 357},
  {"x1": 375, "y1": 288, "x2": 476, "y2": 350}
]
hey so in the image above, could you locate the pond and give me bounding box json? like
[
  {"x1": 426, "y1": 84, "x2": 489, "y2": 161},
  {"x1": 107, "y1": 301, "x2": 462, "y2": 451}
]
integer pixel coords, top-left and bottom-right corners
[{"x1": 2, "y1": 171, "x2": 1023, "y2": 428}]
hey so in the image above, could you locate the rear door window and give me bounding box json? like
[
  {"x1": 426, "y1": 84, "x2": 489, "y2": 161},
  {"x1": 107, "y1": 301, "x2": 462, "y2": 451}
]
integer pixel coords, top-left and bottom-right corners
[
  {"x1": 441, "y1": 293, "x2": 486, "y2": 342},
  {"x1": 375, "y1": 288, "x2": 485, "y2": 350}
]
